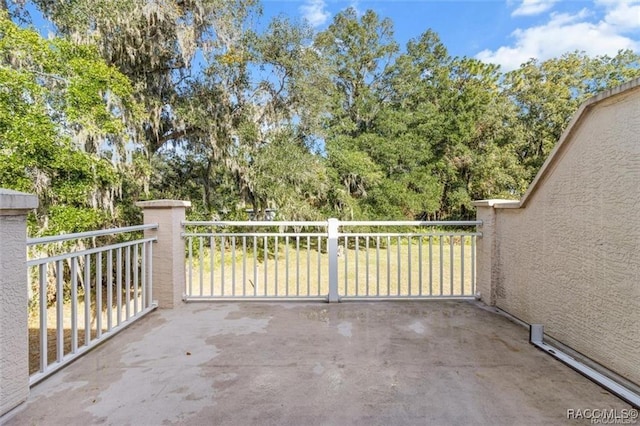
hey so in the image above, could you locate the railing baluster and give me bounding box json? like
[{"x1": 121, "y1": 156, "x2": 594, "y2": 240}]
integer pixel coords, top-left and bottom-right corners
[
  {"x1": 210, "y1": 235, "x2": 215, "y2": 296},
  {"x1": 418, "y1": 236, "x2": 423, "y2": 296},
  {"x1": 199, "y1": 236, "x2": 204, "y2": 297},
  {"x1": 263, "y1": 236, "x2": 268, "y2": 296},
  {"x1": 274, "y1": 236, "x2": 279, "y2": 296},
  {"x1": 39, "y1": 263, "x2": 47, "y2": 372},
  {"x1": 471, "y1": 235, "x2": 476, "y2": 295},
  {"x1": 84, "y1": 254, "x2": 91, "y2": 346},
  {"x1": 429, "y1": 236, "x2": 433, "y2": 296},
  {"x1": 141, "y1": 242, "x2": 146, "y2": 309},
  {"x1": 285, "y1": 236, "x2": 289, "y2": 297},
  {"x1": 125, "y1": 247, "x2": 130, "y2": 321},
  {"x1": 188, "y1": 236, "x2": 193, "y2": 297},
  {"x1": 148, "y1": 242, "x2": 154, "y2": 304},
  {"x1": 232, "y1": 236, "x2": 237, "y2": 297},
  {"x1": 450, "y1": 234, "x2": 454, "y2": 296},
  {"x1": 71, "y1": 257, "x2": 78, "y2": 353},
  {"x1": 116, "y1": 248, "x2": 122, "y2": 326},
  {"x1": 317, "y1": 236, "x2": 321, "y2": 296},
  {"x1": 397, "y1": 236, "x2": 401, "y2": 296},
  {"x1": 253, "y1": 236, "x2": 258, "y2": 296},
  {"x1": 96, "y1": 252, "x2": 102, "y2": 337},
  {"x1": 133, "y1": 245, "x2": 139, "y2": 315},
  {"x1": 408, "y1": 236, "x2": 412, "y2": 296},
  {"x1": 221, "y1": 236, "x2": 226, "y2": 297},
  {"x1": 107, "y1": 250, "x2": 113, "y2": 331},
  {"x1": 355, "y1": 237, "x2": 359, "y2": 296},
  {"x1": 307, "y1": 236, "x2": 310, "y2": 296},
  {"x1": 439, "y1": 237, "x2": 444, "y2": 296},
  {"x1": 344, "y1": 235, "x2": 348, "y2": 296},
  {"x1": 376, "y1": 236, "x2": 380, "y2": 296},
  {"x1": 243, "y1": 236, "x2": 247, "y2": 297},
  {"x1": 386, "y1": 236, "x2": 391, "y2": 296},
  {"x1": 365, "y1": 236, "x2": 370, "y2": 296},
  {"x1": 56, "y1": 260, "x2": 64, "y2": 363},
  {"x1": 461, "y1": 236, "x2": 465, "y2": 296},
  {"x1": 296, "y1": 236, "x2": 300, "y2": 296}
]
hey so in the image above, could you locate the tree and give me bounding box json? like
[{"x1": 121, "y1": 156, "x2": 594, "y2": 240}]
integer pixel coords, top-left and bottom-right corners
[
  {"x1": 7, "y1": 3, "x2": 640, "y2": 225},
  {"x1": 0, "y1": 11, "x2": 142, "y2": 234},
  {"x1": 505, "y1": 50, "x2": 640, "y2": 182},
  {"x1": 29, "y1": 0, "x2": 331, "y2": 220},
  {"x1": 315, "y1": 8, "x2": 408, "y2": 218},
  {"x1": 167, "y1": 15, "x2": 330, "y2": 219}
]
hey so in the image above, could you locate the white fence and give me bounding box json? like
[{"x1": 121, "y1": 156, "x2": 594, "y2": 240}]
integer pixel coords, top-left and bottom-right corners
[
  {"x1": 26, "y1": 225, "x2": 157, "y2": 385},
  {"x1": 182, "y1": 220, "x2": 481, "y2": 301}
]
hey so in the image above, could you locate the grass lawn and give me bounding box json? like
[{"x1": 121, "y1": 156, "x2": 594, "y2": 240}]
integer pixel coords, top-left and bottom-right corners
[
  {"x1": 28, "y1": 289, "x2": 145, "y2": 375},
  {"x1": 188, "y1": 236, "x2": 475, "y2": 298}
]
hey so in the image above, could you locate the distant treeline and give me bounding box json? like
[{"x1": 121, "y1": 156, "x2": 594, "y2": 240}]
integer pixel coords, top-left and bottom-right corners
[{"x1": 1, "y1": 2, "x2": 639, "y2": 236}]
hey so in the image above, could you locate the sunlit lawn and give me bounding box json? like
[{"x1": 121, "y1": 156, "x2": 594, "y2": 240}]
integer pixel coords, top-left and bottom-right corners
[
  {"x1": 188, "y1": 236, "x2": 475, "y2": 298},
  {"x1": 28, "y1": 290, "x2": 143, "y2": 375}
]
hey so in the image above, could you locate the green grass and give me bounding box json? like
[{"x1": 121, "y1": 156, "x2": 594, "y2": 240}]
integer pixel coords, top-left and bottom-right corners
[
  {"x1": 187, "y1": 236, "x2": 475, "y2": 298},
  {"x1": 28, "y1": 286, "x2": 146, "y2": 375}
]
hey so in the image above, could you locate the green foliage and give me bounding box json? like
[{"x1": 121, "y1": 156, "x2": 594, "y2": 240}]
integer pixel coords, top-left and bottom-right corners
[
  {"x1": 0, "y1": 12, "x2": 142, "y2": 235},
  {"x1": 505, "y1": 51, "x2": 640, "y2": 182},
  {"x1": 3, "y1": 3, "x2": 640, "y2": 231}
]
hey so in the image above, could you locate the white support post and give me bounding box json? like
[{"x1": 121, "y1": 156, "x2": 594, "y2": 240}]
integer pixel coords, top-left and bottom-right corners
[
  {"x1": 327, "y1": 218, "x2": 340, "y2": 303},
  {"x1": 0, "y1": 189, "x2": 38, "y2": 416}
]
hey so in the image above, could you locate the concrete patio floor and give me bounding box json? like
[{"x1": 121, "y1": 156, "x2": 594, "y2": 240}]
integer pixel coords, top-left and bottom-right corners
[{"x1": 3, "y1": 301, "x2": 633, "y2": 425}]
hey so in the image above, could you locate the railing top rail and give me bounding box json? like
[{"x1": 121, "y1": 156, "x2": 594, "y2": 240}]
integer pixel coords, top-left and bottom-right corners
[
  {"x1": 27, "y1": 236, "x2": 157, "y2": 266},
  {"x1": 183, "y1": 221, "x2": 328, "y2": 227},
  {"x1": 27, "y1": 224, "x2": 159, "y2": 246}
]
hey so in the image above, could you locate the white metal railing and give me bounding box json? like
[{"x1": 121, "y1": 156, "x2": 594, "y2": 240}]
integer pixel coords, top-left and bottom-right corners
[
  {"x1": 184, "y1": 221, "x2": 329, "y2": 300},
  {"x1": 182, "y1": 220, "x2": 481, "y2": 301},
  {"x1": 26, "y1": 224, "x2": 158, "y2": 385}
]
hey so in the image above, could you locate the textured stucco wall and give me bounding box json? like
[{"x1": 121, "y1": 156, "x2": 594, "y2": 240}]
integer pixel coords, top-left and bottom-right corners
[
  {"x1": 136, "y1": 200, "x2": 190, "y2": 308},
  {"x1": 0, "y1": 189, "x2": 38, "y2": 416},
  {"x1": 0, "y1": 215, "x2": 30, "y2": 415},
  {"x1": 492, "y1": 86, "x2": 640, "y2": 385}
]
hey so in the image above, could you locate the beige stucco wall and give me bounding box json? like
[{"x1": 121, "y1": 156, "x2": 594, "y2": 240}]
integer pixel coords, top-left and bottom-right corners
[
  {"x1": 481, "y1": 81, "x2": 640, "y2": 386},
  {"x1": 0, "y1": 189, "x2": 38, "y2": 416},
  {"x1": 136, "y1": 200, "x2": 191, "y2": 309}
]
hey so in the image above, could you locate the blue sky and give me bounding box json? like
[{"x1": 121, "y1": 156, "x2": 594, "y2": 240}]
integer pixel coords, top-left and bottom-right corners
[
  {"x1": 24, "y1": 0, "x2": 640, "y2": 72},
  {"x1": 262, "y1": 0, "x2": 640, "y2": 70}
]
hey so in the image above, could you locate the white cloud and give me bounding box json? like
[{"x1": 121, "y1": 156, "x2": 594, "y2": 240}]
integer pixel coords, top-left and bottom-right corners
[
  {"x1": 602, "y1": 1, "x2": 640, "y2": 30},
  {"x1": 512, "y1": 0, "x2": 558, "y2": 17},
  {"x1": 477, "y1": 2, "x2": 640, "y2": 71},
  {"x1": 300, "y1": 0, "x2": 330, "y2": 28}
]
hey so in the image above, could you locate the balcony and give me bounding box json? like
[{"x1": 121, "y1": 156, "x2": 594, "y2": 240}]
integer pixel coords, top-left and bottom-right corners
[
  {"x1": 3, "y1": 301, "x2": 633, "y2": 425},
  {"x1": 2, "y1": 80, "x2": 640, "y2": 424}
]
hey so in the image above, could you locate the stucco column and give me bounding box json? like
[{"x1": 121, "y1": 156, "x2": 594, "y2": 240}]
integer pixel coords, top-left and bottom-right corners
[
  {"x1": 0, "y1": 189, "x2": 38, "y2": 416},
  {"x1": 136, "y1": 200, "x2": 191, "y2": 308},
  {"x1": 473, "y1": 199, "x2": 519, "y2": 306}
]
